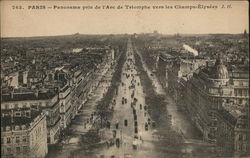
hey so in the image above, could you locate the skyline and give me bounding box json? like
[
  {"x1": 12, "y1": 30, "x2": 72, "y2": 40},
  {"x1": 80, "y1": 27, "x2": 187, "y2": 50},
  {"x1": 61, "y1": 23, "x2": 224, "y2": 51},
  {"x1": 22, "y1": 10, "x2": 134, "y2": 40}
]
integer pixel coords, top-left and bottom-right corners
[
  {"x1": 1, "y1": 31, "x2": 249, "y2": 39},
  {"x1": 1, "y1": 1, "x2": 249, "y2": 37}
]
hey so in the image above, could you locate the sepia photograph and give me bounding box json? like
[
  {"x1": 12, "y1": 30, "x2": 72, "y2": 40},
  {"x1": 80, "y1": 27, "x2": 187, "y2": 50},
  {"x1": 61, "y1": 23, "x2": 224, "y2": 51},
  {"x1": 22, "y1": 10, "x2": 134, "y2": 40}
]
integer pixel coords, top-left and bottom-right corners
[{"x1": 0, "y1": 0, "x2": 249, "y2": 158}]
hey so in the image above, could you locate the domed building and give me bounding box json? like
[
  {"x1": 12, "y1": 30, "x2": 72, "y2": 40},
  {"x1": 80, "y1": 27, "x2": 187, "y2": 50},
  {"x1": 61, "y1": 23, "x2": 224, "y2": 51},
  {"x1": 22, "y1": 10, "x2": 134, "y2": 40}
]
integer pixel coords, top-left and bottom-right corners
[
  {"x1": 210, "y1": 57, "x2": 230, "y2": 86},
  {"x1": 185, "y1": 54, "x2": 250, "y2": 156},
  {"x1": 155, "y1": 50, "x2": 249, "y2": 156},
  {"x1": 193, "y1": 55, "x2": 230, "y2": 88},
  {"x1": 214, "y1": 58, "x2": 229, "y2": 80}
]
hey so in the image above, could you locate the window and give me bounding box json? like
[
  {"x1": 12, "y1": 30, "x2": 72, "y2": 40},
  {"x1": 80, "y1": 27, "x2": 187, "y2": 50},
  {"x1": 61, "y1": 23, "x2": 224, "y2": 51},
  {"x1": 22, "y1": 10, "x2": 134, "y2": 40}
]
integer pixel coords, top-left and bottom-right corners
[
  {"x1": 26, "y1": 112, "x2": 30, "y2": 117},
  {"x1": 7, "y1": 148, "x2": 11, "y2": 154},
  {"x1": 242, "y1": 90, "x2": 246, "y2": 96},
  {"x1": 7, "y1": 137, "x2": 11, "y2": 144},
  {"x1": 124, "y1": 120, "x2": 128, "y2": 126},
  {"x1": 238, "y1": 89, "x2": 242, "y2": 96},
  {"x1": 243, "y1": 134, "x2": 247, "y2": 141},
  {"x1": 14, "y1": 104, "x2": 18, "y2": 109},
  {"x1": 238, "y1": 144, "x2": 242, "y2": 151},
  {"x1": 1, "y1": 138, "x2": 4, "y2": 144},
  {"x1": 23, "y1": 146, "x2": 28, "y2": 152},
  {"x1": 239, "y1": 99, "x2": 243, "y2": 104},
  {"x1": 22, "y1": 136, "x2": 27, "y2": 142},
  {"x1": 16, "y1": 147, "x2": 21, "y2": 153},
  {"x1": 243, "y1": 144, "x2": 247, "y2": 152},
  {"x1": 16, "y1": 136, "x2": 20, "y2": 143},
  {"x1": 238, "y1": 134, "x2": 243, "y2": 141},
  {"x1": 234, "y1": 90, "x2": 238, "y2": 96},
  {"x1": 15, "y1": 112, "x2": 21, "y2": 117}
]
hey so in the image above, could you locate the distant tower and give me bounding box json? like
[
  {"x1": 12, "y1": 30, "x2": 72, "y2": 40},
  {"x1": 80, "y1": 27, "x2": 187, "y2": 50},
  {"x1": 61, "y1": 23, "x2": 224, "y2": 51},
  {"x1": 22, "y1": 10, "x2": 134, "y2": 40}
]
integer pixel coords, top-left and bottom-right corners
[
  {"x1": 153, "y1": 30, "x2": 159, "y2": 36},
  {"x1": 243, "y1": 29, "x2": 248, "y2": 38},
  {"x1": 244, "y1": 29, "x2": 247, "y2": 35},
  {"x1": 175, "y1": 33, "x2": 181, "y2": 39}
]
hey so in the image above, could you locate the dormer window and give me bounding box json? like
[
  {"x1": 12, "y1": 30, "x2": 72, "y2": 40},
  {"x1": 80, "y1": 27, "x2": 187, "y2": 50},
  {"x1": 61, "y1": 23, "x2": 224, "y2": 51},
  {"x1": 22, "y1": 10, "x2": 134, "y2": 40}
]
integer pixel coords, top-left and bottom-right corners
[
  {"x1": 26, "y1": 111, "x2": 30, "y2": 117},
  {"x1": 15, "y1": 112, "x2": 21, "y2": 117}
]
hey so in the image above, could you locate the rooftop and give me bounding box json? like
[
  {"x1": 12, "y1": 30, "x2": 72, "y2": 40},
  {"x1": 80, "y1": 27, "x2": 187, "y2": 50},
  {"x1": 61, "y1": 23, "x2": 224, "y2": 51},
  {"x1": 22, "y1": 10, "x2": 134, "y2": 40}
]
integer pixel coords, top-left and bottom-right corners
[
  {"x1": 1, "y1": 90, "x2": 57, "y2": 102},
  {"x1": 1, "y1": 109, "x2": 43, "y2": 127}
]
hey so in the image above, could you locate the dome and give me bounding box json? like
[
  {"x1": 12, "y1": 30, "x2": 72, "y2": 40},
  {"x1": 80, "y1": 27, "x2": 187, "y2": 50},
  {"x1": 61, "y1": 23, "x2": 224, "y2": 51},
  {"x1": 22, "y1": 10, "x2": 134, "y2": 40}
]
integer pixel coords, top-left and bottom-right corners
[
  {"x1": 213, "y1": 57, "x2": 229, "y2": 80},
  {"x1": 216, "y1": 64, "x2": 229, "y2": 79}
]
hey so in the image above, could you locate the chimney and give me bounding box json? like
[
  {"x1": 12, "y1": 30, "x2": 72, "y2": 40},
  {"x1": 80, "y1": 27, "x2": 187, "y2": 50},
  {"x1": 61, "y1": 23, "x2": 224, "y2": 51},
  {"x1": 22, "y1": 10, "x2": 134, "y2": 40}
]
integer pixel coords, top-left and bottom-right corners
[{"x1": 206, "y1": 61, "x2": 209, "y2": 67}]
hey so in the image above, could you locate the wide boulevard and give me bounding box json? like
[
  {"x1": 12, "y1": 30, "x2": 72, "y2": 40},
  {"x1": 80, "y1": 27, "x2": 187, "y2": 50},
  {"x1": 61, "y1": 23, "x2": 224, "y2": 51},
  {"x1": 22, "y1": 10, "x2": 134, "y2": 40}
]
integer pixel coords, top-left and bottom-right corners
[{"x1": 48, "y1": 39, "x2": 214, "y2": 158}]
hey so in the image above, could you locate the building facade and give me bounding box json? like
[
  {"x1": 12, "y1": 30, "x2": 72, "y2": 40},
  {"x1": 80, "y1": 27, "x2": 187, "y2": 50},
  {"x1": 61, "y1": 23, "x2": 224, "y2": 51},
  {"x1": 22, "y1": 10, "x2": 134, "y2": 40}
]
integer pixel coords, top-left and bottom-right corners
[
  {"x1": 1, "y1": 90, "x2": 61, "y2": 145},
  {"x1": 1, "y1": 110, "x2": 48, "y2": 158},
  {"x1": 156, "y1": 53, "x2": 249, "y2": 156}
]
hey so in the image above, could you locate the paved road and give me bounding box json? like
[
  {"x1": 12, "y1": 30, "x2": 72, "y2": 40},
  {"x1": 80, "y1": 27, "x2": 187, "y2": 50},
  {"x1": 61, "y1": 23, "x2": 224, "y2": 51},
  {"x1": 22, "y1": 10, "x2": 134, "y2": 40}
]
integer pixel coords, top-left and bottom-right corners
[{"x1": 97, "y1": 39, "x2": 156, "y2": 158}]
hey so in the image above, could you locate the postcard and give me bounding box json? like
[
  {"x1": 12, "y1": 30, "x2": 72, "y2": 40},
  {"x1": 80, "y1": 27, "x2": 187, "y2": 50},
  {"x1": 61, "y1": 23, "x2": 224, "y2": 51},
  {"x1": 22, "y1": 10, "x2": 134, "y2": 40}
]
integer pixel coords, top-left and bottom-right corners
[{"x1": 1, "y1": 1, "x2": 249, "y2": 158}]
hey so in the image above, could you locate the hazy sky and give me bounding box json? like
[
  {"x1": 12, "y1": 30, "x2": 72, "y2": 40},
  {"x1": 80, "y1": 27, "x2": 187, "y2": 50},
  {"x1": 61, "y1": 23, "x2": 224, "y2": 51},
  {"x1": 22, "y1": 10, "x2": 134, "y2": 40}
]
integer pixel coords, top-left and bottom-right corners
[{"x1": 1, "y1": 1, "x2": 249, "y2": 37}]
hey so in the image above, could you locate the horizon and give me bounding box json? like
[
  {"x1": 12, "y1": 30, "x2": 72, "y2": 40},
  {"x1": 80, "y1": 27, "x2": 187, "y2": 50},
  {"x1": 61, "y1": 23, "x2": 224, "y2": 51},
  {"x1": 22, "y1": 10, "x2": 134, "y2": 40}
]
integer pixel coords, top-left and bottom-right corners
[
  {"x1": 1, "y1": 1, "x2": 249, "y2": 38},
  {"x1": 1, "y1": 31, "x2": 249, "y2": 39}
]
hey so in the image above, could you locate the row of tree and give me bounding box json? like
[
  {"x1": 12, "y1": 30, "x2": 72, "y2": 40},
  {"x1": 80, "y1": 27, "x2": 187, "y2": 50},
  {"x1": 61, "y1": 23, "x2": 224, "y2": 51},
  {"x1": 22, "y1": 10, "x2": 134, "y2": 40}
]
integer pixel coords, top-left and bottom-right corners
[{"x1": 96, "y1": 46, "x2": 127, "y2": 128}]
